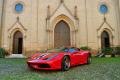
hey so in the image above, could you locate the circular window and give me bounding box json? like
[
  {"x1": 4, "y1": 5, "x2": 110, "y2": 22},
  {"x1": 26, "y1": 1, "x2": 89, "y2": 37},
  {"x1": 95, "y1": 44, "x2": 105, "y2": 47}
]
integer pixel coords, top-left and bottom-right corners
[
  {"x1": 100, "y1": 4, "x2": 108, "y2": 14},
  {"x1": 15, "y1": 3, "x2": 23, "y2": 13}
]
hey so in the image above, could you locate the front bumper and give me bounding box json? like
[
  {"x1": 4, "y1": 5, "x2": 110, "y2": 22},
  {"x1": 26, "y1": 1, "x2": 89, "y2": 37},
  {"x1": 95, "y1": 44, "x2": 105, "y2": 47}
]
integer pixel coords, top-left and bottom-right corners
[{"x1": 27, "y1": 59, "x2": 61, "y2": 70}]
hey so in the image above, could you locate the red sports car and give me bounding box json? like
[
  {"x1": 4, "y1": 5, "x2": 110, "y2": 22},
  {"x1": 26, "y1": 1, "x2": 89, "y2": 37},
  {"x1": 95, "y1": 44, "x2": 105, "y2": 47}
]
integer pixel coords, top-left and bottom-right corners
[{"x1": 27, "y1": 48, "x2": 91, "y2": 71}]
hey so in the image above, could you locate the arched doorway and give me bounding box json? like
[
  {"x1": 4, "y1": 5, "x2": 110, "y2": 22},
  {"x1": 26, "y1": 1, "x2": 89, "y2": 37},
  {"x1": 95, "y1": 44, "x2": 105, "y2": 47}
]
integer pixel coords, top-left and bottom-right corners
[
  {"x1": 13, "y1": 31, "x2": 23, "y2": 54},
  {"x1": 54, "y1": 21, "x2": 70, "y2": 48},
  {"x1": 101, "y1": 31, "x2": 110, "y2": 48}
]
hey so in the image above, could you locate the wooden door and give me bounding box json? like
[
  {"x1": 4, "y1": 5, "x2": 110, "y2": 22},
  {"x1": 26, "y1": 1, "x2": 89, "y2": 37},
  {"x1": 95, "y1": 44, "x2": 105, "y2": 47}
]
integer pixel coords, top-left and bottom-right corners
[
  {"x1": 54, "y1": 21, "x2": 70, "y2": 48},
  {"x1": 101, "y1": 31, "x2": 110, "y2": 48},
  {"x1": 13, "y1": 31, "x2": 23, "y2": 54}
]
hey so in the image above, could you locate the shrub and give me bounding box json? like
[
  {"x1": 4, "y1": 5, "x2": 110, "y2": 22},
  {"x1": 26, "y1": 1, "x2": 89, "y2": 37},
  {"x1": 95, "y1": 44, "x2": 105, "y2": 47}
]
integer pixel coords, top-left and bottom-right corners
[
  {"x1": 39, "y1": 50, "x2": 47, "y2": 53},
  {"x1": 112, "y1": 46, "x2": 120, "y2": 55},
  {"x1": 101, "y1": 47, "x2": 113, "y2": 55},
  {"x1": 80, "y1": 46, "x2": 91, "y2": 51},
  {"x1": 0, "y1": 48, "x2": 5, "y2": 58}
]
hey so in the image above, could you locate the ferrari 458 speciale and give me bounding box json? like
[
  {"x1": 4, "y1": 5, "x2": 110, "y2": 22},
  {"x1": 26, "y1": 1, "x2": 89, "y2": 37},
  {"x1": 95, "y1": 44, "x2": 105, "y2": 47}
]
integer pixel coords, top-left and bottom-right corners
[{"x1": 27, "y1": 47, "x2": 91, "y2": 71}]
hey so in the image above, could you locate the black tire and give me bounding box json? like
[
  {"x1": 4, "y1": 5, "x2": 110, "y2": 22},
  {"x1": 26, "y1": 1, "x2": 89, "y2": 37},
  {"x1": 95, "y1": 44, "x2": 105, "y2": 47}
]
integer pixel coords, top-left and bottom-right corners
[
  {"x1": 61, "y1": 56, "x2": 70, "y2": 71},
  {"x1": 27, "y1": 64, "x2": 35, "y2": 71},
  {"x1": 87, "y1": 54, "x2": 92, "y2": 64}
]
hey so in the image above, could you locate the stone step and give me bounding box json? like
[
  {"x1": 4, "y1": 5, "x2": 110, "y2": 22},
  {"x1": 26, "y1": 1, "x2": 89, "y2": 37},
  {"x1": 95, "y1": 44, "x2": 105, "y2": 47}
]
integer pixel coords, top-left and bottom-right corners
[{"x1": 5, "y1": 54, "x2": 26, "y2": 58}]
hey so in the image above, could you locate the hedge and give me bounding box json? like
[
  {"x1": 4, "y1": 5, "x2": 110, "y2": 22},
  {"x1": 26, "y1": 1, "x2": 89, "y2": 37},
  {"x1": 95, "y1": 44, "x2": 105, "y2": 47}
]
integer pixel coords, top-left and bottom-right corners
[{"x1": 0, "y1": 48, "x2": 5, "y2": 58}]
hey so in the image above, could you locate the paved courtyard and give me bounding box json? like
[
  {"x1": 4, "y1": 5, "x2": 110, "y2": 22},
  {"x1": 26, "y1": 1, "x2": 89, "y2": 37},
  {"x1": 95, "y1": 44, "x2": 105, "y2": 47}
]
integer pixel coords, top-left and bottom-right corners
[{"x1": 0, "y1": 58, "x2": 120, "y2": 80}]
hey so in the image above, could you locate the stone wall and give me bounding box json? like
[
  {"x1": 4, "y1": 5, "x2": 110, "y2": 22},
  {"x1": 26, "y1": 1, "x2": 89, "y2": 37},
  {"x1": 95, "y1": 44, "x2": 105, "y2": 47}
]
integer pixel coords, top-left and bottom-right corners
[{"x1": 1, "y1": 0, "x2": 120, "y2": 56}]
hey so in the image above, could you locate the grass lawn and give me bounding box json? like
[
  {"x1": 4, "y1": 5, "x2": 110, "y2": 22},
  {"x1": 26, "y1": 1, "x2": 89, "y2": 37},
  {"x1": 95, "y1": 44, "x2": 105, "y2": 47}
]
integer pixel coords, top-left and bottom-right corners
[{"x1": 0, "y1": 57, "x2": 120, "y2": 80}]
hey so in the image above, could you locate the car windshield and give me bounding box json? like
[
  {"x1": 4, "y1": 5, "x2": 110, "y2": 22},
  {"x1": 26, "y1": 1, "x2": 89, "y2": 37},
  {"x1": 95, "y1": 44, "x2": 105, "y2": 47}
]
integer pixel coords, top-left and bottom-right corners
[{"x1": 39, "y1": 47, "x2": 80, "y2": 53}]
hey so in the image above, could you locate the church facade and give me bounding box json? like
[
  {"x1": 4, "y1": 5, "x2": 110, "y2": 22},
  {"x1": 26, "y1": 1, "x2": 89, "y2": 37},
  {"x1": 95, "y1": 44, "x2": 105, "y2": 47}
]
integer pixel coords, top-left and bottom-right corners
[{"x1": 0, "y1": 0, "x2": 120, "y2": 57}]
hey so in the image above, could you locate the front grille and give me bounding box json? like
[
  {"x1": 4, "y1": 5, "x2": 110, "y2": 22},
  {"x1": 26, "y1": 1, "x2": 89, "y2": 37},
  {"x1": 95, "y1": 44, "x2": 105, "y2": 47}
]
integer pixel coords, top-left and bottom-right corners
[{"x1": 38, "y1": 64, "x2": 51, "y2": 68}]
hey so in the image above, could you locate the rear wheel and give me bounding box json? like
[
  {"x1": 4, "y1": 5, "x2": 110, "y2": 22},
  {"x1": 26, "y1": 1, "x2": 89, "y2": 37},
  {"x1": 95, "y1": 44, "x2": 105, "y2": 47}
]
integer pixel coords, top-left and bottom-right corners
[
  {"x1": 61, "y1": 56, "x2": 70, "y2": 71},
  {"x1": 87, "y1": 54, "x2": 91, "y2": 64}
]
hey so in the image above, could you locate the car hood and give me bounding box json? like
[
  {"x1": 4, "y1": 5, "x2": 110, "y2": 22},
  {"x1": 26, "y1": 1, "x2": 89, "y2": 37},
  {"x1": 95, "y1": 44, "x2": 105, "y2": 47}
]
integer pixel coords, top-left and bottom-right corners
[{"x1": 31, "y1": 52, "x2": 59, "y2": 60}]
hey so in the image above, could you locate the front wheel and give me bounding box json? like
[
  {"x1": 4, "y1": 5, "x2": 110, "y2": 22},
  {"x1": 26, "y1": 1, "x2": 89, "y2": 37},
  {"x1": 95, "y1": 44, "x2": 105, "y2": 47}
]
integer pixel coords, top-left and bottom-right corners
[
  {"x1": 27, "y1": 65, "x2": 35, "y2": 71},
  {"x1": 61, "y1": 56, "x2": 70, "y2": 71}
]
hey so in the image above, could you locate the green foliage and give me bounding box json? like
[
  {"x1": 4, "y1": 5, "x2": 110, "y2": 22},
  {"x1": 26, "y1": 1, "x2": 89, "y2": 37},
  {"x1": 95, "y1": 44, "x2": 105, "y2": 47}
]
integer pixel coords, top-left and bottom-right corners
[
  {"x1": 101, "y1": 47, "x2": 113, "y2": 55},
  {"x1": 80, "y1": 46, "x2": 91, "y2": 51},
  {"x1": 39, "y1": 50, "x2": 47, "y2": 53},
  {"x1": 112, "y1": 46, "x2": 120, "y2": 55},
  {"x1": 46, "y1": 47, "x2": 66, "y2": 53},
  {"x1": 0, "y1": 48, "x2": 5, "y2": 58}
]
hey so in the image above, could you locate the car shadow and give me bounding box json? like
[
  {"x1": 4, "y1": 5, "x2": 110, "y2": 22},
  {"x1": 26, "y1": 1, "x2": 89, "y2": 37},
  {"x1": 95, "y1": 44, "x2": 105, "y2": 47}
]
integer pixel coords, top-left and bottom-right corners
[{"x1": 26, "y1": 64, "x2": 89, "y2": 73}]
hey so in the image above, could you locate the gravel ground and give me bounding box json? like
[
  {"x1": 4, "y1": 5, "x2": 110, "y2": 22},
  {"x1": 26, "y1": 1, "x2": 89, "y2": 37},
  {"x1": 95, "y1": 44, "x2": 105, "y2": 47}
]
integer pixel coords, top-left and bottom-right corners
[{"x1": 0, "y1": 58, "x2": 120, "y2": 80}]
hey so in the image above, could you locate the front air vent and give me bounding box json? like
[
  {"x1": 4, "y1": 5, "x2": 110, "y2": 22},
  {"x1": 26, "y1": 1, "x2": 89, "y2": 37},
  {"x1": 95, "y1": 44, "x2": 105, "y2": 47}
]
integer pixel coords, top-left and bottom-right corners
[{"x1": 38, "y1": 64, "x2": 50, "y2": 68}]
